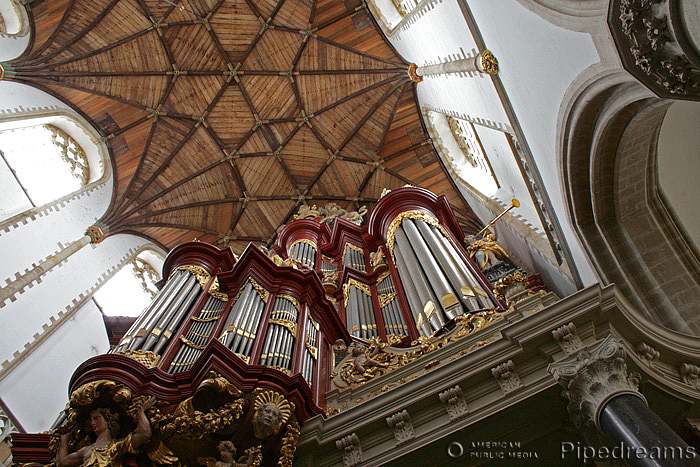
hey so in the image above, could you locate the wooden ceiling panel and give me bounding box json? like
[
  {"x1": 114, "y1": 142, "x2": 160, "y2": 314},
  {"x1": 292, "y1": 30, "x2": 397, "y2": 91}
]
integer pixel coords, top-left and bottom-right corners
[
  {"x1": 311, "y1": 84, "x2": 387, "y2": 151},
  {"x1": 56, "y1": 31, "x2": 170, "y2": 75},
  {"x1": 297, "y1": 35, "x2": 395, "y2": 71},
  {"x1": 123, "y1": 118, "x2": 194, "y2": 196},
  {"x1": 241, "y1": 75, "x2": 300, "y2": 120},
  {"x1": 79, "y1": 0, "x2": 152, "y2": 52},
  {"x1": 273, "y1": 0, "x2": 314, "y2": 29},
  {"x1": 309, "y1": 160, "x2": 372, "y2": 198},
  {"x1": 54, "y1": 75, "x2": 168, "y2": 110},
  {"x1": 237, "y1": 200, "x2": 296, "y2": 238},
  {"x1": 280, "y1": 125, "x2": 329, "y2": 188},
  {"x1": 207, "y1": 85, "x2": 257, "y2": 145},
  {"x1": 295, "y1": 73, "x2": 394, "y2": 114},
  {"x1": 160, "y1": 0, "x2": 221, "y2": 23},
  {"x1": 146, "y1": 126, "x2": 232, "y2": 198},
  {"x1": 15, "y1": 0, "x2": 481, "y2": 251},
  {"x1": 360, "y1": 167, "x2": 407, "y2": 200},
  {"x1": 236, "y1": 130, "x2": 271, "y2": 155},
  {"x1": 312, "y1": 0, "x2": 351, "y2": 28},
  {"x1": 237, "y1": 155, "x2": 296, "y2": 197},
  {"x1": 162, "y1": 76, "x2": 226, "y2": 116},
  {"x1": 163, "y1": 25, "x2": 227, "y2": 71},
  {"x1": 209, "y1": 1, "x2": 261, "y2": 63},
  {"x1": 243, "y1": 30, "x2": 303, "y2": 71},
  {"x1": 250, "y1": 0, "x2": 277, "y2": 19}
]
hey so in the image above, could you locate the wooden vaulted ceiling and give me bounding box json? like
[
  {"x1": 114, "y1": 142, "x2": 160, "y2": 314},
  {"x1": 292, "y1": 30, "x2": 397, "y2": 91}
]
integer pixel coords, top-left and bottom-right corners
[{"x1": 12, "y1": 0, "x2": 482, "y2": 253}]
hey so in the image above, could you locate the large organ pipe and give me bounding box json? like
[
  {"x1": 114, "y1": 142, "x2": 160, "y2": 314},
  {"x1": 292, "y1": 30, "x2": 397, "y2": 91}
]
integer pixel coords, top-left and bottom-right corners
[
  {"x1": 128, "y1": 272, "x2": 199, "y2": 351},
  {"x1": 229, "y1": 287, "x2": 261, "y2": 353},
  {"x1": 401, "y1": 220, "x2": 462, "y2": 320},
  {"x1": 151, "y1": 283, "x2": 203, "y2": 354},
  {"x1": 118, "y1": 270, "x2": 190, "y2": 351},
  {"x1": 392, "y1": 244, "x2": 432, "y2": 336},
  {"x1": 433, "y1": 226, "x2": 490, "y2": 307},
  {"x1": 240, "y1": 298, "x2": 265, "y2": 357},
  {"x1": 139, "y1": 275, "x2": 200, "y2": 352},
  {"x1": 395, "y1": 227, "x2": 445, "y2": 332},
  {"x1": 220, "y1": 283, "x2": 255, "y2": 347}
]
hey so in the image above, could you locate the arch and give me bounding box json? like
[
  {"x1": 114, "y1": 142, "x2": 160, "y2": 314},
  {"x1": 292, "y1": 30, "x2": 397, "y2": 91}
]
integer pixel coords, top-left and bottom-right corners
[
  {"x1": 0, "y1": 105, "x2": 112, "y2": 228},
  {"x1": 562, "y1": 72, "x2": 700, "y2": 335},
  {"x1": 94, "y1": 245, "x2": 166, "y2": 317},
  {"x1": 423, "y1": 108, "x2": 499, "y2": 197}
]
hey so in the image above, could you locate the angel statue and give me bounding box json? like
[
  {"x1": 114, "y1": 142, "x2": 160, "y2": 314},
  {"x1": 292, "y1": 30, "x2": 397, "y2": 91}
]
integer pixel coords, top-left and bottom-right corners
[
  {"x1": 56, "y1": 397, "x2": 156, "y2": 467},
  {"x1": 198, "y1": 440, "x2": 257, "y2": 467},
  {"x1": 465, "y1": 229, "x2": 508, "y2": 270}
]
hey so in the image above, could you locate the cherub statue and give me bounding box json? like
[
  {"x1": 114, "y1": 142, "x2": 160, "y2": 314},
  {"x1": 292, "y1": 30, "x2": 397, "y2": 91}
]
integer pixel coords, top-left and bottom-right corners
[
  {"x1": 198, "y1": 440, "x2": 256, "y2": 467},
  {"x1": 350, "y1": 345, "x2": 385, "y2": 375},
  {"x1": 465, "y1": 229, "x2": 508, "y2": 270},
  {"x1": 56, "y1": 397, "x2": 156, "y2": 467}
]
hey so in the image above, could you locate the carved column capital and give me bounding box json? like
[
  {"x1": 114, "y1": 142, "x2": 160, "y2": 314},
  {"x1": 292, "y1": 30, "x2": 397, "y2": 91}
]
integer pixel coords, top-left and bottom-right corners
[{"x1": 548, "y1": 335, "x2": 645, "y2": 429}]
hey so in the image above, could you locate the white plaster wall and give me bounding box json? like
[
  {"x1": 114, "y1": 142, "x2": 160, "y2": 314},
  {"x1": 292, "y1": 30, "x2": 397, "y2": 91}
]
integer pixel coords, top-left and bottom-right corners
[
  {"x1": 466, "y1": 0, "x2": 599, "y2": 285},
  {"x1": 382, "y1": 0, "x2": 601, "y2": 286},
  {"x1": 0, "y1": 300, "x2": 109, "y2": 432},
  {"x1": 657, "y1": 101, "x2": 700, "y2": 252},
  {"x1": 0, "y1": 234, "x2": 150, "y2": 366}
]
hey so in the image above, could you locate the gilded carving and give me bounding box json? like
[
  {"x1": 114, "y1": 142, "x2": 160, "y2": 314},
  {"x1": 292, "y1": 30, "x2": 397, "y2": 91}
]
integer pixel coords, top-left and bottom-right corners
[
  {"x1": 177, "y1": 265, "x2": 212, "y2": 291},
  {"x1": 342, "y1": 279, "x2": 372, "y2": 307},
  {"x1": 114, "y1": 350, "x2": 160, "y2": 368},
  {"x1": 476, "y1": 50, "x2": 499, "y2": 75},
  {"x1": 493, "y1": 271, "x2": 531, "y2": 303},
  {"x1": 208, "y1": 277, "x2": 229, "y2": 301},
  {"x1": 386, "y1": 210, "x2": 444, "y2": 255},
  {"x1": 334, "y1": 307, "x2": 510, "y2": 388}
]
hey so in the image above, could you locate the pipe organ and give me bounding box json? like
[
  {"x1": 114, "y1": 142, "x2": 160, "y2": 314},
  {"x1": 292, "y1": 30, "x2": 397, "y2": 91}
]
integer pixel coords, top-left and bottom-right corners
[{"x1": 107, "y1": 188, "x2": 501, "y2": 407}]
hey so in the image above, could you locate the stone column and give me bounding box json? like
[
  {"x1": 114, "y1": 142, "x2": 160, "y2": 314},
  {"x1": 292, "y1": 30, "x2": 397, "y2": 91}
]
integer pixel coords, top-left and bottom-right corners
[
  {"x1": 408, "y1": 50, "x2": 499, "y2": 82},
  {"x1": 548, "y1": 332, "x2": 700, "y2": 467},
  {"x1": 0, "y1": 223, "x2": 106, "y2": 306}
]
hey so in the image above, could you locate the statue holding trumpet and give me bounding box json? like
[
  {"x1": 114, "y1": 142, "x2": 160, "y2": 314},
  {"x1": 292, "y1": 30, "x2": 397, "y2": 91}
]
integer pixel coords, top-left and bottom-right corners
[{"x1": 465, "y1": 199, "x2": 519, "y2": 271}]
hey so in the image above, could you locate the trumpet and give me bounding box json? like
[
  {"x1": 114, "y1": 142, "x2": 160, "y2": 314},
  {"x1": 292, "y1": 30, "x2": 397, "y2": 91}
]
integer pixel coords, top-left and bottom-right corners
[{"x1": 474, "y1": 198, "x2": 519, "y2": 238}]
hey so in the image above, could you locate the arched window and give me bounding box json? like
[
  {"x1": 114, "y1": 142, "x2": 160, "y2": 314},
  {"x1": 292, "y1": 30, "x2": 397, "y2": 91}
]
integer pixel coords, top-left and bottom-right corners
[
  {"x1": 0, "y1": 114, "x2": 107, "y2": 222},
  {"x1": 93, "y1": 250, "x2": 164, "y2": 318},
  {"x1": 424, "y1": 110, "x2": 499, "y2": 197}
]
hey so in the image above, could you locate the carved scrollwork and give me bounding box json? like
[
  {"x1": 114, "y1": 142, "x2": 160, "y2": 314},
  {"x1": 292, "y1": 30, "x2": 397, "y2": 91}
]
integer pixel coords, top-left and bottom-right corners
[{"x1": 333, "y1": 308, "x2": 510, "y2": 388}]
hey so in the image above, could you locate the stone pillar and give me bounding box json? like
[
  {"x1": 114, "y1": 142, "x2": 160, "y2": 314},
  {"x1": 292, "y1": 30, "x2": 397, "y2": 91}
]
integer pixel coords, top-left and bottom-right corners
[
  {"x1": 0, "y1": 223, "x2": 106, "y2": 306},
  {"x1": 408, "y1": 50, "x2": 499, "y2": 82},
  {"x1": 549, "y1": 333, "x2": 700, "y2": 467}
]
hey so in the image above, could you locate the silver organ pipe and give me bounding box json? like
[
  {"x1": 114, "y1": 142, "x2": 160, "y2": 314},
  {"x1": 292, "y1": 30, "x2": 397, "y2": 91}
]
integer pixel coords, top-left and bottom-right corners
[
  {"x1": 289, "y1": 240, "x2": 317, "y2": 269},
  {"x1": 343, "y1": 243, "x2": 366, "y2": 272},
  {"x1": 401, "y1": 219, "x2": 462, "y2": 320},
  {"x1": 302, "y1": 314, "x2": 319, "y2": 386},
  {"x1": 127, "y1": 270, "x2": 202, "y2": 352},
  {"x1": 391, "y1": 237, "x2": 436, "y2": 336},
  {"x1": 115, "y1": 269, "x2": 190, "y2": 351},
  {"x1": 416, "y1": 220, "x2": 490, "y2": 310},
  {"x1": 219, "y1": 280, "x2": 267, "y2": 361},
  {"x1": 394, "y1": 226, "x2": 446, "y2": 334},
  {"x1": 260, "y1": 296, "x2": 299, "y2": 372},
  {"x1": 377, "y1": 273, "x2": 407, "y2": 337},
  {"x1": 167, "y1": 295, "x2": 226, "y2": 373},
  {"x1": 344, "y1": 280, "x2": 376, "y2": 339}
]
